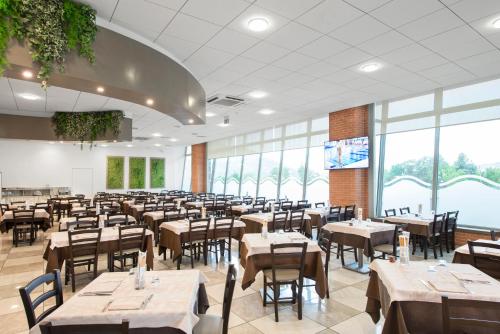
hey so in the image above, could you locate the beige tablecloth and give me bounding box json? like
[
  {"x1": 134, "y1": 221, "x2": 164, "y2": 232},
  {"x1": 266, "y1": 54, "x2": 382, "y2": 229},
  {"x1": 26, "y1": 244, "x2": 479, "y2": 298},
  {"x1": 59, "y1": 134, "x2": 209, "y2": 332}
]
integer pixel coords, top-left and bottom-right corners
[
  {"x1": 384, "y1": 215, "x2": 433, "y2": 237},
  {"x1": 58, "y1": 215, "x2": 136, "y2": 231},
  {"x1": 30, "y1": 271, "x2": 209, "y2": 334},
  {"x1": 453, "y1": 239, "x2": 500, "y2": 279},
  {"x1": 0, "y1": 209, "x2": 51, "y2": 233},
  {"x1": 240, "y1": 212, "x2": 312, "y2": 234}
]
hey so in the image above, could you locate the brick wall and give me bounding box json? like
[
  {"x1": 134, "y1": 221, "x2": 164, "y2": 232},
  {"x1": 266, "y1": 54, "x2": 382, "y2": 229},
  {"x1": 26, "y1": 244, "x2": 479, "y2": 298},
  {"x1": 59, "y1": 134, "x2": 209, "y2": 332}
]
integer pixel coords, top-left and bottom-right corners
[
  {"x1": 329, "y1": 105, "x2": 369, "y2": 214},
  {"x1": 455, "y1": 229, "x2": 492, "y2": 247},
  {"x1": 191, "y1": 143, "x2": 206, "y2": 193}
]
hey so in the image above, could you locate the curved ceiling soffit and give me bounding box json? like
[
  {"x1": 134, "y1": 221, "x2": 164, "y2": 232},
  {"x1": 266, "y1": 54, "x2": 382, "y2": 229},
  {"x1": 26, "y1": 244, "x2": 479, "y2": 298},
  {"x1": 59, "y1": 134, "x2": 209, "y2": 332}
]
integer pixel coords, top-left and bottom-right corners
[{"x1": 3, "y1": 23, "x2": 206, "y2": 126}]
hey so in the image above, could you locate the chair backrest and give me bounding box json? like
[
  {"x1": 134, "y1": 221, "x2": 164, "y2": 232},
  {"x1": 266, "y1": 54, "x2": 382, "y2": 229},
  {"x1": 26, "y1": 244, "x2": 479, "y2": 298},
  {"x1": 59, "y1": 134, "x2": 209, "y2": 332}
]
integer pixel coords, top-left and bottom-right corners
[
  {"x1": 143, "y1": 203, "x2": 157, "y2": 213},
  {"x1": 203, "y1": 199, "x2": 215, "y2": 208},
  {"x1": 317, "y1": 230, "x2": 333, "y2": 272},
  {"x1": 297, "y1": 200, "x2": 309, "y2": 209},
  {"x1": 344, "y1": 205, "x2": 356, "y2": 220},
  {"x1": 432, "y1": 213, "x2": 445, "y2": 236},
  {"x1": 280, "y1": 201, "x2": 293, "y2": 211},
  {"x1": 0, "y1": 203, "x2": 8, "y2": 215},
  {"x1": 12, "y1": 209, "x2": 35, "y2": 224},
  {"x1": 445, "y1": 211, "x2": 459, "y2": 232},
  {"x1": 315, "y1": 202, "x2": 325, "y2": 208},
  {"x1": 399, "y1": 207, "x2": 410, "y2": 215},
  {"x1": 288, "y1": 209, "x2": 305, "y2": 232},
  {"x1": 39, "y1": 320, "x2": 129, "y2": 334},
  {"x1": 270, "y1": 212, "x2": 288, "y2": 232},
  {"x1": 253, "y1": 203, "x2": 265, "y2": 211},
  {"x1": 268, "y1": 201, "x2": 281, "y2": 212},
  {"x1": 118, "y1": 225, "x2": 146, "y2": 256},
  {"x1": 75, "y1": 215, "x2": 98, "y2": 229},
  {"x1": 442, "y1": 296, "x2": 500, "y2": 334},
  {"x1": 105, "y1": 214, "x2": 130, "y2": 228},
  {"x1": 491, "y1": 230, "x2": 497, "y2": 241},
  {"x1": 269, "y1": 242, "x2": 308, "y2": 282},
  {"x1": 242, "y1": 197, "x2": 253, "y2": 205},
  {"x1": 385, "y1": 209, "x2": 396, "y2": 217},
  {"x1": 467, "y1": 240, "x2": 500, "y2": 272},
  {"x1": 68, "y1": 229, "x2": 101, "y2": 263},
  {"x1": 19, "y1": 270, "x2": 63, "y2": 329},
  {"x1": 185, "y1": 209, "x2": 199, "y2": 220},
  {"x1": 225, "y1": 194, "x2": 234, "y2": 200},
  {"x1": 221, "y1": 264, "x2": 237, "y2": 334},
  {"x1": 214, "y1": 217, "x2": 234, "y2": 239},
  {"x1": 255, "y1": 196, "x2": 266, "y2": 204},
  {"x1": 188, "y1": 218, "x2": 210, "y2": 244},
  {"x1": 329, "y1": 206, "x2": 341, "y2": 216}
]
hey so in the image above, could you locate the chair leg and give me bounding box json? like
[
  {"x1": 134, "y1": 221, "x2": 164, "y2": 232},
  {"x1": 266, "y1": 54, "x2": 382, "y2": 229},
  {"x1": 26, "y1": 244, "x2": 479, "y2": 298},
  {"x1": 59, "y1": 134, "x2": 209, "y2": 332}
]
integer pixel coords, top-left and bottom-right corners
[
  {"x1": 297, "y1": 283, "x2": 303, "y2": 320},
  {"x1": 451, "y1": 230, "x2": 456, "y2": 250},
  {"x1": 263, "y1": 276, "x2": 267, "y2": 306},
  {"x1": 439, "y1": 235, "x2": 443, "y2": 257},
  {"x1": 354, "y1": 248, "x2": 358, "y2": 262},
  {"x1": 432, "y1": 237, "x2": 437, "y2": 259},
  {"x1": 214, "y1": 241, "x2": 219, "y2": 264},
  {"x1": 340, "y1": 245, "x2": 345, "y2": 266},
  {"x1": 227, "y1": 239, "x2": 232, "y2": 262},
  {"x1": 445, "y1": 233, "x2": 450, "y2": 253},
  {"x1": 190, "y1": 245, "x2": 194, "y2": 269},
  {"x1": 273, "y1": 281, "x2": 279, "y2": 322},
  {"x1": 71, "y1": 265, "x2": 76, "y2": 293}
]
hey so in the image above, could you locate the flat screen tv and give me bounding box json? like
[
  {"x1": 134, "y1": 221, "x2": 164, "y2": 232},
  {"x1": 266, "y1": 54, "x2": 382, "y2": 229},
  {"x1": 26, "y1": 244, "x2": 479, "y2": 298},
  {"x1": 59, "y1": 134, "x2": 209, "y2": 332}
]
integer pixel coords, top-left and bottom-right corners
[{"x1": 324, "y1": 136, "x2": 369, "y2": 170}]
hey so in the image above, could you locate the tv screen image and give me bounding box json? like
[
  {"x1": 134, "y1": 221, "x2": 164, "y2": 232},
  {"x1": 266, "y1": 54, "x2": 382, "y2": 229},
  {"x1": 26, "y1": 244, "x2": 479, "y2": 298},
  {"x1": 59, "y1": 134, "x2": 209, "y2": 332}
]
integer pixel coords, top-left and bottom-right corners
[{"x1": 324, "y1": 136, "x2": 369, "y2": 170}]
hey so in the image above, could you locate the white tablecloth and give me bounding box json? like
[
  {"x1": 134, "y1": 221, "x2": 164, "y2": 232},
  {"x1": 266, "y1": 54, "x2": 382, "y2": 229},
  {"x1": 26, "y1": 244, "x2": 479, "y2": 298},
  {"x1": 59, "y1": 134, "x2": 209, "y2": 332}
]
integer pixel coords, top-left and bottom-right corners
[
  {"x1": 322, "y1": 221, "x2": 395, "y2": 239},
  {"x1": 0, "y1": 209, "x2": 50, "y2": 221},
  {"x1": 305, "y1": 207, "x2": 329, "y2": 218},
  {"x1": 242, "y1": 232, "x2": 321, "y2": 257},
  {"x1": 240, "y1": 212, "x2": 311, "y2": 225},
  {"x1": 49, "y1": 227, "x2": 153, "y2": 249},
  {"x1": 160, "y1": 219, "x2": 246, "y2": 235},
  {"x1": 384, "y1": 214, "x2": 433, "y2": 226},
  {"x1": 454, "y1": 239, "x2": 500, "y2": 255},
  {"x1": 370, "y1": 259, "x2": 500, "y2": 304},
  {"x1": 143, "y1": 209, "x2": 200, "y2": 221},
  {"x1": 29, "y1": 270, "x2": 207, "y2": 334},
  {"x1": 59, "y1": 215, "x2": 136, "y2": 231}
]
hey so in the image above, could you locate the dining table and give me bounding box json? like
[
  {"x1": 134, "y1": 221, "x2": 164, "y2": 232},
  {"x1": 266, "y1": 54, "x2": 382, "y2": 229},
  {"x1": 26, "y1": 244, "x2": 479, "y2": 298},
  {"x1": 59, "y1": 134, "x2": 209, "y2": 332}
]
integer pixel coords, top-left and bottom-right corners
[
  {"x1": 452, "y1": 239, "x2": 500, "y2": 279},
  {"x1": 240, "y1": 232, "x2": 327, "y2": 298},
  {"x1": 44, "y1": 227, "x2": 154, "y2": 273},
  {"x1": 0, "y1": 209, "x2": 51, "y2": 233},
  {"x1": 158, "y1": 218, "x2": 246, "y2": 269},
  {"x1": 322, "y1": 220, "x2": 395, "y2": 273},
  {"x1": 304, "y1": 207, "x2": 329, "y2": 237},
  {"x1": 58, "y1": 214, "x2": 137, "y2": 231},
  {"x1": 29, "y1": 270, "x2": 209, "y2": 334},
  {"x1": 143, "y1": 209, "x2": 200, "y2": 245},
  {"x1": 384, "y1": 214, "x2": 435, "y2": 259},
  {"x1": 366, "y1": 259, "x2": 500, "y2": 334},
  {"x1": 239, "y1": 211, "x2": 312, "y2": 234}
]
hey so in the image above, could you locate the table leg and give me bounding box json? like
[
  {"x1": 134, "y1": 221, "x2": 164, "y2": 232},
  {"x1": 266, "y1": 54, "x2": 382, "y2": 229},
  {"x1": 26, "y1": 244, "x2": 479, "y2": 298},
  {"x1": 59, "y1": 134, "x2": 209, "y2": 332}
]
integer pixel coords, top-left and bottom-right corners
[
  {"x1": 344, "y1": 248, "x2": 370, "y2": 274},
  {"x1": 423, "y1": 238, "x2": 428, "y2": 260}
]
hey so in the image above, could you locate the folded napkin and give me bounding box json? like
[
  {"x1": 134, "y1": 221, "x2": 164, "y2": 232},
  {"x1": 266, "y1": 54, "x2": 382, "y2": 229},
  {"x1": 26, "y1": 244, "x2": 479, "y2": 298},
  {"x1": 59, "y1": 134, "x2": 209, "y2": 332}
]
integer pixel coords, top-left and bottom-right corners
[
  {"x1": 107, "y1": 295, "x2": 152, "y2": 311},
  {"x1": 427, "y1": 279, "x2": 469, "y2": 293},
  {"x1": 451, "y1": 272, "x2": 491, "y2": 283},
  {"x1": 81, "y1": 281, "x2": 122, "y2": 295}
]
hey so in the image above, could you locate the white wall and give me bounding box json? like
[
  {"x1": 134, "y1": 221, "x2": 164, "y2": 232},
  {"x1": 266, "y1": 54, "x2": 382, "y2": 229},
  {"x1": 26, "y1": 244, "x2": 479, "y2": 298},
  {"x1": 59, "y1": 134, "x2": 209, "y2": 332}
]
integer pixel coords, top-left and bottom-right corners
[{"x1": 0, "y1": 140, "x2": 186, "y2": 194}]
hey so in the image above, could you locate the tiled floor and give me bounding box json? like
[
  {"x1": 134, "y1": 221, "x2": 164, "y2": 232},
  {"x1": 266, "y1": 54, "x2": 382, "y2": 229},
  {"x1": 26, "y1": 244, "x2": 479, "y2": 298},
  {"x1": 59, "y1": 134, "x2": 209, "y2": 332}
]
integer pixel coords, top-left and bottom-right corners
[{"x1": 0, "y1": 223, "x2": 456, "y2": 334}]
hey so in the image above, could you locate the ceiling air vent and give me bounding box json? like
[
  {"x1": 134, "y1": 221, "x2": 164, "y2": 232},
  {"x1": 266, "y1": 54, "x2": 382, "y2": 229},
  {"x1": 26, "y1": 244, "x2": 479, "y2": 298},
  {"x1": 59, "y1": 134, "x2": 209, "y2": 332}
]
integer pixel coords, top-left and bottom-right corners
[{"x1": 207, "y1": 95, "x2": 244, "y2": 107}]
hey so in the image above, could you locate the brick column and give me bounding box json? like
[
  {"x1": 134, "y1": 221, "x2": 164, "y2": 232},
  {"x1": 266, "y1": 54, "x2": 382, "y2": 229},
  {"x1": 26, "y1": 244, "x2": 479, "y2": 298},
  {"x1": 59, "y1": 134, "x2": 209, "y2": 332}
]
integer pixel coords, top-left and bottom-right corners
[
  {"x1": 191, "y1": 143, "x2": 207, "y2": 193},
  {"x1": 329, "y1": 105, "x2": 369, "y2": 213}
]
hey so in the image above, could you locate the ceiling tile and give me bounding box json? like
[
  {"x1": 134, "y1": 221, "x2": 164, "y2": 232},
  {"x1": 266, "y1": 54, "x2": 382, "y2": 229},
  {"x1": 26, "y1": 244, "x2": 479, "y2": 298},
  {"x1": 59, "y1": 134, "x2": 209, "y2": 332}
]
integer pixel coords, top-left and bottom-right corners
[
  {"x1": 73, "y1": 92, "x2": 109, "y2": 112},
  {"x1": 325, "y1": 47, "x2": 373, "y2": 68},
  {"x1": 185, "y1": 46, "x2": 234, "y2": 69},
  {"x1": 112, "y1": 0, "x2": 176, "y2": 40},
  {"x1": 46, "y1": 86, "x2": 80, "y2": 112},
  {"x1": 155, "y1": 33, "x2": 200, "y2": 60},
  {"x1": 398, "y1": 8, "x2": 464, "y2": 41},
  {"x1": 322, "y1": 69, "x2": 362, "y2": 84},
  {"x1": 421, "y1": 25, "x2": 494, "y2": 61},
  {"x1": 342, "y1": 0, "x2": 392, "y2": 12},
  {"x1": 266, "y1": 21, "x2": 322, "y2": 50},
  {"x1": 379, "y1": 44, "x2": 433, "y2": 65},
  {"x1": 181, "y1": 0, "x2": 249, "y2": 26},
  {"x1": 329, "y1": 14, "x2": 391, "y2": 46},
  {"x1": 253, "y1": 0, "x2": 323, "y2": 19},
  {"x1": 470, "y1": 14, "x2": 500, "y2": 49},
  {"x1": 0, "y1": 78, "x2": 18, "y2": 111},
  {"x1": 296, "y1": 0, "x2": 363, "y2": 34},
  {"x1": 357, "y1": 30, "x2": 413, "y2": 56},
  {"x1": 206, "y1": 28, "x2": 259, "y2": 55},
  {"x1": 297, "y1": 36, "x2": 350, "y2": 60},
  {"x1": 162, "y1": 13, "x2": 221, "y2": 45},
  {"x1": 297, "y1": 61, "x2": 340, "y2": 78},
  {"x1": 146, "y1": 0, "x2": 186, "y2": 11},
  {"x1": 250, "y1": 65, "x2": 291, "y2": 80},
  {"x1": 399, "y1": 52, "x2": 449, "y2": 71},
  {"x1": 455, "y1": 50, "x2": 500, "y2": 76},
  {"x1": 242, "y1": 41, "x2": 290, "y2": 63},
  {"x1": 274, "y1": 72, "x2": 315, "y2": 87},
  {"x1": 272, "y1": 52, "x2": 317, "y2": 71},
  {"x1": 222, "y1": 56, "x2": 266, "y2": 75},
  {"x1": 371, "y1": 0, "x2": 444, "y2": 28},
  {"x1": 449, "y1": 0, "x2": 500, "y2": 22},
  {"x1": 79, "y1": 0, "x2": 118, "y2": 20}
]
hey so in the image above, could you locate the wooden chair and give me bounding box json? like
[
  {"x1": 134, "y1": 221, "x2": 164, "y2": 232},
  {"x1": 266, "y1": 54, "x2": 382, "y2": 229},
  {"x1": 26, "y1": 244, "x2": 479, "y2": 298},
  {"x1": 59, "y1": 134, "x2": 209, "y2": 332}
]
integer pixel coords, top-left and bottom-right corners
[
  {"x1": 263, "y1": 242, "x2": 308, "y2": 322},
  {"x1": 467, "y1": 240, "x2": 500, "y2": 279},
  {"x1": 268, "y1": 201, "x2": 281, "y2": 212},
  {"x1": 372, "y1": 224, "x2": 399, "y2": 260},
  {"x1": 327, "y1": 206, "x2": 342, "y2": 222},
  {"x1": 443, "y1": 211, "x2": 459, "y2": 253},
  {"x1": 180, "y1": 218, "x2": 210, "y2": 269},
  {"x1": 305, "y1": 229, "x2": 333, "y2": 298},
  {"x1": 65, "y1": 229, "x2": 102, "y2": 292},
  {"x1": 209, "y1": 217, "x2": 234, "y2": 263},
  {"x1": 193, "y1": 264, "x2": 236, "y2": 334},
  {"x1": 269, "y1": 212, "x2": 288, "y2": 233},
  {"x1": 250, "y1": 203, "x2": 265, "y2": 213},
  {"x1": 0, "y1": 203, "x2": 8, "y2": 215},
  {"x1": 280, "y1": 201, "x2": 293, "y2": 211},
  {"x1": 344, "y1": 205, "x2": 356, "y2": 220},
  {"x1": 12, "y1": 209, "x2": 37, "y2": 247},
  {"x1": 242, "y1": 197, "x2": 253, "y2": 205},
  {"x1": 104, "y1": 214, "x2": 130, "y2": 228},
  {"x1": 385, "y1": 209, "x2": 397, "y2": 217},
  {"x1": 442, "y1": 296, "x2": 500, "y2": 334},
  {"x1": 75, "y1": 215, "x2": 98, "y2": 230},
  {"x1": 39, "y1": 320, "x2": 129, "y2": 334},
  {"x1": 19, "y1": 270, "x2": 63, "y2": 329},
  {"x1": 288, "y1": 209, "x2": 305, "y2": 234},
  {"x1": 427, "y1": 213, "x2": 445, "y2": 260},
  {"x1": 399, "y1": 207, "x2": 411, "y2": 215},
  {"x1": 297, "y1": 200, "x2": 309, "y2": 209},
  {"x1": 255, "y1": 196, "x2": 266, "y2": 204},
  {"x1": 315, "y1": 202, "x2": 325, "y2": 208},
  {"x1": 111, "y1": 225, "x2": 146, "y2": 272}
]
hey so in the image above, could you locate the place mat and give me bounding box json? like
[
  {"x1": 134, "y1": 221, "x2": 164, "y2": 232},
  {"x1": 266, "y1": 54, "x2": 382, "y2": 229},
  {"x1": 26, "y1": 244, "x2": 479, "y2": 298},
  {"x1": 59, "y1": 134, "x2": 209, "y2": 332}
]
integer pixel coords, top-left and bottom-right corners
[
  {"x1": 427, "y1": 279, "x2": 469, "y2": 294},
  {"x1": 107, "y1": 295, "x2": 152, "y2": 311},
  {"x1": 451, "y1": 271, "x2": 492, "y2": 284},
  {"x1": 80, "y1": 281, "x2": 122, "y2": 296}
]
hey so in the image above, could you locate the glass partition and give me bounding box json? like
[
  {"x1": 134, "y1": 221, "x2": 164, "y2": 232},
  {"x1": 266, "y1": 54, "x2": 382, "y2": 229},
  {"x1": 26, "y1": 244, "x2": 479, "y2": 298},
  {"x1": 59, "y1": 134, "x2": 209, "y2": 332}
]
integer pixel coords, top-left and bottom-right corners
[
  {"x1": 225, "y1": 156, "x2": 242, "y2": 196},
  {"x1": 279, "y1": 148, "x2": 307, "y2": 201},
  {"x1": 240, "y1": 154, "x2": 260, "y2": 197},
  {"x1": 212, "y1": 158, "x2": 227, "y2": 194}
]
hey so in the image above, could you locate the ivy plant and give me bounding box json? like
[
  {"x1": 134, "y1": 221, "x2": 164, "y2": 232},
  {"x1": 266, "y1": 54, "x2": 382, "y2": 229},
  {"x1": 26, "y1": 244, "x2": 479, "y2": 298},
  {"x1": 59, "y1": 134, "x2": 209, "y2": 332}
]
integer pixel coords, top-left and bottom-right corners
[
  {"x1": 52, "y1": 110, "x2": 124, "y2": 149},
  {"x1": 0, "y1": 0, "x2": 97, "y2": 88}
]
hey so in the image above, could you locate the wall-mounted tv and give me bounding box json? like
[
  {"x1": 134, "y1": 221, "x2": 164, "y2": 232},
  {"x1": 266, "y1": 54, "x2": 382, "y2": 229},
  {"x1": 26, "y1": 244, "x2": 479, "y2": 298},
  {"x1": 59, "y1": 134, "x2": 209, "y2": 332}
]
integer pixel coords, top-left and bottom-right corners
[{"x1": 324, "y1": 136, "x2": 369, "y2": 170}]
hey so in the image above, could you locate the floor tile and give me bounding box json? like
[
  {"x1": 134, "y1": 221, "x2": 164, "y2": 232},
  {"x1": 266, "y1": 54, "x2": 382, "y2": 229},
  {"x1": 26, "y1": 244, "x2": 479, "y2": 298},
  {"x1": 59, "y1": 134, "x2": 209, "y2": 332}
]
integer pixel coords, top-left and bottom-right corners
[
  {"x1": 250, "y1": 308, "x2": 326, "y2": 334},
  {"x1": 330, "y1": 312, "x2": 383, "y2": 334}
]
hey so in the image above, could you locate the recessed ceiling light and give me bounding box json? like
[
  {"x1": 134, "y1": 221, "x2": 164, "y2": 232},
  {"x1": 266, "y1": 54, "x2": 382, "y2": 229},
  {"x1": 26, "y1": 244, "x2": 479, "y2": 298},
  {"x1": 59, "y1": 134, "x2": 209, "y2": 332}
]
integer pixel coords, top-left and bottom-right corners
[
  {"x1": 169, "y1": 138, "x2": 178, "y2": 142},
  {"x1": 206, "y1": 112, "x2": 216, "y2": 117},
  {"x1": 22, "y1": 70, "x2": 33, "y2": 79},
  {"x1": 154, "y1": 143, "x2": 161, "y2": 147},
  {"x1": 248, "y1": 17, "x2": 269, "y2": 32},
  {"x1": 97, "y1": 86, "x2": 105, "y2": 93},
  {"x1": 188, "y1": 119, "x2": 194, "y2": 124},
  {"x1": 359, "y1": 62, "x2": 382, "y2": 73},
  {"x1": 258, "y1": 108, "x2": 275, "y2": 115},
  {"x1": 493, "y1": 18, "x2": 500, "y2": 29},
  {"x1": 151, "y1": 133, "x2": 162, "y2": 137},
  {"x1": 248, "y1": 90, "x2": 268, "y2": 99},
  {"x1": 146, "y1": 98, "x2": 154, "y2": 106},
  {"x1": 59, "y1": 141, "x2": 64, "y2": 144},
  {"x1": 126, "y1": 144, "x2": 133, "y2": 148},
  {"x1": 101, "y1": 144, "x2": 108, "y2": 147},
  {"x1": 18, "y1": 93, "x2": 42, "y2": 101}
]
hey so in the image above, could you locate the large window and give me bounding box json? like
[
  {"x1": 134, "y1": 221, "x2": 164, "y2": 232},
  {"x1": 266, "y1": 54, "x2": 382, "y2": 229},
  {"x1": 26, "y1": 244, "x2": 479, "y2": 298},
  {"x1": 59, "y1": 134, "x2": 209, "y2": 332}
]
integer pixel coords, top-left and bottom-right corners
[
  {"x1": 280, "y1": 148, "x2": 306, "y2": 201},
  {"x1": 211, "y1": 158, "x2": 227, "y2": 194},
  {"x1": 305, "y1": 146, "x2": 329, "y2": 204},
  {"x1": 240, "y1": 154, "x2": 259, "y2": 197},
  {"x1": 225, "y1": 156, "x2": 242, "y2": 196},
  {"x1": 258, "y1": 152, "x2": 281, "y2": 199},
  {"x1": 437, "y1": 120, "x2": 500, "y2": 229},
  {"x1": 381, "y1": 129, "x2": 435, "y2": 214}
]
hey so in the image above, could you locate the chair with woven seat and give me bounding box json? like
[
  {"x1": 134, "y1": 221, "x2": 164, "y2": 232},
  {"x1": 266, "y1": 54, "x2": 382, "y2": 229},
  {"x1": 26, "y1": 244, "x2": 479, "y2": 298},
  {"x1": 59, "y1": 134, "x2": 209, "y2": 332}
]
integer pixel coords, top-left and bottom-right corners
[
  {"x1": 65, "y1": 229, "x2": 102, "y2": 292},
  {"x1": 385, "y1": 209, "x2": 397, "y2": 217},
  {"x1": 111, "y1": 225, "x2": 146, "y2": 272},
  {"x1": 443, "y1": 211, "x2": 459, "y2": 253},
  {"x1": 263, "y1": 242, "x2": 308, "y2": 322},
  {"x1": 467, "y1": 240, "x2": 500, "y2": 279},
  {"x1": 442, "y1": 296, "x2": 500, "y2": 334},
  {"x1": 19, "y1": 270, "x2": 63, "y2": 329},
  {"x1": 193, "y1": 264, "x2": 236, "y2": 334},
  {"x1": 327, "y1": 206, "x2": 342, "y2": 222},
  {"x1": 39, "y1": 320, "x2": 129, "y2": 334},
  {"x1": 372, "y1": 224, "x2": 399, "y2": 260},
  {"x1": 269, "y1": 211, "x2": 288, "y2": 233},
  {"x1": 288, "y1": 209, "x2": 305, "y2": 234},
  {"x1": 12, "y1": 209, "x2": 37, "y2": 247},
  {"x1": 208, "y1": 217, "x2": 234, "y2": 263}
]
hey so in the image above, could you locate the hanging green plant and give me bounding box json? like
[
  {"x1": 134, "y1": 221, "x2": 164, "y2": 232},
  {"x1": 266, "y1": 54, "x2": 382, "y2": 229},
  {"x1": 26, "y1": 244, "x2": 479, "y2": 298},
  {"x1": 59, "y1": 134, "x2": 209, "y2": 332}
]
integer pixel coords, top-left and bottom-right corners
[
  {"x1": 0, "y1": 0, "x2": 97, "y2": 88},
  {"x1": 52, "y1": 110, "x2": 124, "y2": 149}
]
